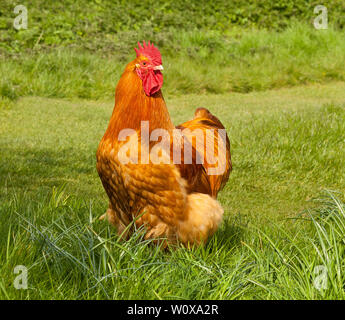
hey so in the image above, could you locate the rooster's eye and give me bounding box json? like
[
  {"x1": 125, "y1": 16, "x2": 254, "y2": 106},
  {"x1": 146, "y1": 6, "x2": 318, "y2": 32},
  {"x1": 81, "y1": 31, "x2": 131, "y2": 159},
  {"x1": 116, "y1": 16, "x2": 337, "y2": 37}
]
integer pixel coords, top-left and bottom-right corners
[{"x1": 143, "y1": 62, "x2": 147, "y2": 66}]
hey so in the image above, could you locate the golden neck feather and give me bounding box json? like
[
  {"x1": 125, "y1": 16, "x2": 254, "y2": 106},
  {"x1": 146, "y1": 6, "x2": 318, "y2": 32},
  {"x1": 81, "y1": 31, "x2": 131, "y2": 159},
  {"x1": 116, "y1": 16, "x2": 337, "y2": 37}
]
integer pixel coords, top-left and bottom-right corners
[{"x1": 103, "y1": 61, "x2": 174, "y2": 142}]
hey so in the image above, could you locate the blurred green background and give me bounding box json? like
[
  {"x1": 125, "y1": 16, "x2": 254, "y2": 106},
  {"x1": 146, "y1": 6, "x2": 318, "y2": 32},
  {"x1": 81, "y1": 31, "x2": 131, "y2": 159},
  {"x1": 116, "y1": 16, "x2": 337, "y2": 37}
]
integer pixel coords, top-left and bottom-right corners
[
  {"x1": 1, "y1": 0, "x2": 345, "y2": 104},
  {"x1": 1, "y1": 0, "x2": 345, "y2": 52}
]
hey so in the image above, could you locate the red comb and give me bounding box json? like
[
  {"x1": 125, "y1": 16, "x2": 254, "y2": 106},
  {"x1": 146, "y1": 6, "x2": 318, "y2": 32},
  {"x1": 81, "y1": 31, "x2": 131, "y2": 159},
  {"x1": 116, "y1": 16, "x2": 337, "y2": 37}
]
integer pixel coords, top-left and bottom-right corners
[{"x1": 134, "y1": 41, "x2": 162, "y2": 66}]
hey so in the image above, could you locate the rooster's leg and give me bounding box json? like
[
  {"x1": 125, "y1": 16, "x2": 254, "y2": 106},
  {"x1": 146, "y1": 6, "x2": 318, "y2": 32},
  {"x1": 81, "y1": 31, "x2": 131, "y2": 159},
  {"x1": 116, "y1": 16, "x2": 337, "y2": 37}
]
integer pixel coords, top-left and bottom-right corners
[
  {"x1": 100, "y1": 202, "x2": 132, "y2": 240},
  {"x1": 100, "y1": 202, "x2": 118, "y2": 225}
]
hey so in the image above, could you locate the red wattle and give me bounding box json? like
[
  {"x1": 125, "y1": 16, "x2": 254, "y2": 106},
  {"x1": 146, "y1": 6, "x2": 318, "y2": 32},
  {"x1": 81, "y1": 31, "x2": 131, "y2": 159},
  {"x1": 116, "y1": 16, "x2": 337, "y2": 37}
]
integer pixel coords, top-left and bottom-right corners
[{"x1": 137, "y1": 69, "x2": 163, "y2": 96}]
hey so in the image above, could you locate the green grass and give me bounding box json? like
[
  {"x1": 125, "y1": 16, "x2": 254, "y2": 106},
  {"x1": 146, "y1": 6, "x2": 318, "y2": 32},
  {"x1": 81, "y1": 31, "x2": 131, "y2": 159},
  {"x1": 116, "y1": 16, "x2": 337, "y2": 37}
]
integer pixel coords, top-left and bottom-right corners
[
  {"x1": 1, "y1": 82, "x2": 344, "y2": 299},
  {"x1": 1, "y1": 0, "x2": 344, "y2": 301},
  {"x1": 1, "y1": 24, "x2": 345, "y2": 102},
  {"x1": 2, "y1": 0, "x2": 345, "y2": 55}
]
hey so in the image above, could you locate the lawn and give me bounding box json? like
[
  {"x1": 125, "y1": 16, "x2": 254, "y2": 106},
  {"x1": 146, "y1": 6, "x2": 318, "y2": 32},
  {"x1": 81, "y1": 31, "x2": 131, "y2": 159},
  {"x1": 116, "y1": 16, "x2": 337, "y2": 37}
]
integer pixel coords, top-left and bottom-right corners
[{"x1": 0, "y1": 81, "x2": 344, "y2": 299}]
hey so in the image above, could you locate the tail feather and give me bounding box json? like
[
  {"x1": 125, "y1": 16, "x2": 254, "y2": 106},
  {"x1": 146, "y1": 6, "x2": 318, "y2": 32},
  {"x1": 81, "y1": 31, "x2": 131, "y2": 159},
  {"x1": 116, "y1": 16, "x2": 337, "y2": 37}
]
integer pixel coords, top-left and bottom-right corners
[
  {"x1": 176, "y1": 107, "x2": 232, "y2": 197},
  {"x1": 177, "y1": 193, "x2": 224, "y2": 245}
]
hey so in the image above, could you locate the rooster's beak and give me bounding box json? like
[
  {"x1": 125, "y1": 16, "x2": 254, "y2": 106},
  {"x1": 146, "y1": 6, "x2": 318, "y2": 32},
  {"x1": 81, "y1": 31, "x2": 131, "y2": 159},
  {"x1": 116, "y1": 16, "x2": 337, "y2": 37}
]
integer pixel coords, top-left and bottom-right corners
[{"x1": 153, "y1": 65, "x2": 163, "y2": 71}]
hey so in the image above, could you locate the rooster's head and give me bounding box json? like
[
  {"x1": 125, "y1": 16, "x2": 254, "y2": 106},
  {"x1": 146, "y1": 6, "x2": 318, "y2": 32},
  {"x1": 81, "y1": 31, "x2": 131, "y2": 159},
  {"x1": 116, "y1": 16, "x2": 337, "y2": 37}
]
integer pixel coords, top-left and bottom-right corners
[{"x1": 133, "y1": 41, "x2": 163, "y2": 97}]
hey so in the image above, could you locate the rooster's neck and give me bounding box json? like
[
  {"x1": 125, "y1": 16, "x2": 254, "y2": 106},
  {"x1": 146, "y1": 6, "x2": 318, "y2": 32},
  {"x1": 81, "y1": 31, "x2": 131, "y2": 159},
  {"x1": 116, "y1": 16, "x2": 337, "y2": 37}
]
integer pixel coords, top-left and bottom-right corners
[{"x1": 104, "y1": 69, "x2": 174, "y2": 142}]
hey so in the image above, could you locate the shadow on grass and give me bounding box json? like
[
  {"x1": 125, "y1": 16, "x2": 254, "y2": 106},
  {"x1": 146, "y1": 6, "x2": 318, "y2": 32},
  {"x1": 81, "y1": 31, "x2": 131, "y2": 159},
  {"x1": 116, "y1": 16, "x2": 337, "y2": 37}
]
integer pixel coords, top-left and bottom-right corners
[
  {"x1": 206, "y1": 213, "x2": 248, "y2": 252},
  {"x1": 0, "y1": 144, "x2": 99, "y2": 197}
]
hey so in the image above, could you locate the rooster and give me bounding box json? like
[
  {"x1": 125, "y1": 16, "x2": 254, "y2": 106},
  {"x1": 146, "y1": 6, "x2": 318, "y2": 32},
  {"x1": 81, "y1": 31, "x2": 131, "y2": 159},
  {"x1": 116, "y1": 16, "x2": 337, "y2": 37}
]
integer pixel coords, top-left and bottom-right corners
[{"x1": 96, "y1": 41, "x2": 232, "y2": 247}]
